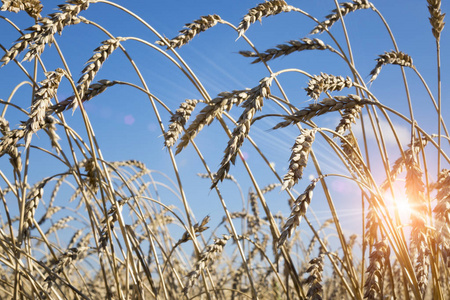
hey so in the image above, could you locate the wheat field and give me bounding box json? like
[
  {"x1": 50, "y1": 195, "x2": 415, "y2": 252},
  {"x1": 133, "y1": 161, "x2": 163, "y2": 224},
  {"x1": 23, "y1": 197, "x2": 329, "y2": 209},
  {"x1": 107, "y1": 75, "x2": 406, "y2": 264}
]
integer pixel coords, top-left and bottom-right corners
[{"x1": 0, "y1": 0, "x2": 449, "y2": 299}]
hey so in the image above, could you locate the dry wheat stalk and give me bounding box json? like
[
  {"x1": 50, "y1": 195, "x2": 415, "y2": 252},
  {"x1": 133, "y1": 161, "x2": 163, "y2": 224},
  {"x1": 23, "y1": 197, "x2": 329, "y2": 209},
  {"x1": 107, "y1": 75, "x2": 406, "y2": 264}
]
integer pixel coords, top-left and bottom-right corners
[
  {"x1": 363, "y1": 238, "x2": 389, "y2": 299},
  {"x1": 182, "y1": 235, "x2": 231, "y2": 295},
  {"x1": 0, "y1": 0, "x2": 89, "y2": 66},
  {"x1": 164, "y1": 99, "x2": 199, "y2": 148},
  {"x1": 176, "y1": 89, "x2": 250, "y2": 154},
  {"x1": 278, "y1": 177, "x2": 320, "y2": 247},
  {"x1": 76, "y1": 38, "x2": 125, "y2": 102},
  {"x1": 0, "y1": 0, "x2": 42, "y2": 19},
  {"x1": 427, "y1": 0, "x2": 445, "y2": 41},
  {"x1": 273, "y1": 94, "x2": 375, "y2": 129},
  {"x1": 369, "y1": 51, "x2": 414, "y2": 82},
  {"x1": 433, "y1": 169, "x2": 450, "y2": 268},
  {"x1": 239, "y1": 38, "x2": 338, "y2": 64},
  {"x1": 237, "y1": 0, "x2": 293, "y2": 37},
  {"x1": 282, "y1": 129, "x2": 316, "y2": 190},
  {"x1": 310, "y1": 0, "x2": 373, "y2": 35},
  {"x1": 212, "y1": 77, "x2": 273, "y2": 188},
  {"x1": 306, "y1": 73, "x2": 353, "y2": 101},
  {"x1": 51, "y1": 80, "x2": 117, "y2": 113},
  {"x1": 305, "y1": 253, "x2": 325, "y2": 300},
  {"x1": 24, "y1": 68, "x2": 65, "y2": 148},
  {"x1": 156, "y1": 15, "x2": 222, "y2": 49}
]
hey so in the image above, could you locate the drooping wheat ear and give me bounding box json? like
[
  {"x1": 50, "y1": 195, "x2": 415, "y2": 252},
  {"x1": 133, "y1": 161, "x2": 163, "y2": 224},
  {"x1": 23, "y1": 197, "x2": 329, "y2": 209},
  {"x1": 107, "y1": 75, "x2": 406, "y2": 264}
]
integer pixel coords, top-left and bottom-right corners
[
  {"x1": 176, "y1": 89, "x2": 250, "y2": 154},
  {"x1": 237, "y1": 0, "x2": 293, "y2": 37},
  {"x1": 433, "y1": 169, "x2": 450, "y2": 268},
  {"x1": 278, "y1": 177, "x2": 321, "y2": 247},
  {"x1": 239, "y1": 38, "x2": 339, "y2": 64},
  {"x1": 51, "y1": 80, "x2": 117, "y2": 113},
  {"x1": 273, "y1": 94, "x2": 375, "y2": 129},
  {"x1": 306, "y1": 73, "x2": 354, "y2": 101},
  {"x1": 44, "y1": 115, "x2": 60, "y2": 152},
  {"x1": 0, "y1": 117, "x2": 22, "y2": 171},
  {"x1": 0, "y1": 127, "x2": 24, "y2": 158},
  {"x1": 164, "y1": 99, "x2": 199, "y2": 148},
  {"x1": 282, "y1": 129, "x2": 316, "y2": 190},
  {"x1": 22, "y1": 182, "x2": 44, "y2": 238},
  {"x1": 0, "y1": 0, "x2": 42, "y2": 19},
  {"x1": 182, "y1": 235, "x2": 231, "y2": 295},
  {"x1": 176, "y1": 215, "x2": 210, "y2": 247},
  {"x1": 404, "y1": 148, "x2": 429, "y2": 296},
  {"x1": 335, "y1": 101, "x2": 363, "y2": 137},
  {"x1": 363, "y1": 238, "x2": 389, "y2": 299},
  {"x1": 76, "y1": 38, "x2": 125, "y2": 102},
  {"x1": 212, "y1": 77, "x2": 273, "y2": 188},
  {"x1": 305, "y1": 253, "x2": 325, "y2": 300},
  {"x1": 24, "y1": 68, "x2": 65, "y2": 148},
  {"x1": 156, "y1": 15, "x2": 222, "y2": 49},
  {"x1": 82, "y1": 158, "x2": 101, "y2": 190},
  {"x1": 0, "y1": 0, "x2": 89, "y2": 66},
  {"x1": 310, "y1": 0, "x2": 373, "y2": 35},
  {"x1": 427, "y1": 0, "x2": 445, "y2": 41},
  {"x1": 369, "y1": 51, "x2": 414, "y2": 82}
]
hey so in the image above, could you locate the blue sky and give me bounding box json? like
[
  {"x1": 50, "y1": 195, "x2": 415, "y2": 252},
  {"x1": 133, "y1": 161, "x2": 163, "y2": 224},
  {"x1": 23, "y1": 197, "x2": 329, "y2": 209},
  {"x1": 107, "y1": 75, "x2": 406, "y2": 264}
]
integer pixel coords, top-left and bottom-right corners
[{"x1": 1, "y1": 0, "x2": 449, "y2": 240}]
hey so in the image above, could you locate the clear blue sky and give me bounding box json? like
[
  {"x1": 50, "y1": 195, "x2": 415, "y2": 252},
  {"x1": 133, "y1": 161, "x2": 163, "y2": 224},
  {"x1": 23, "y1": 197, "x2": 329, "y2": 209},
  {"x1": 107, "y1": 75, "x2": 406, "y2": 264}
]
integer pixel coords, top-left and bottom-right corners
[{"x1": 1, "y1": 0, "x2": 448, "y2": 238}]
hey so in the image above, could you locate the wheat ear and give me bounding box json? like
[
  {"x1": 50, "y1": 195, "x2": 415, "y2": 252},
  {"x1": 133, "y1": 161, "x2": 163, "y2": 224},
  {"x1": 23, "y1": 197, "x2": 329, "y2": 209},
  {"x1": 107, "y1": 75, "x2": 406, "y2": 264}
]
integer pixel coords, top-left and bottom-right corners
[
  {"x1": 434, "y1": 169, "x2": 450, "y2": 268},
  {"x1": 427, "y1": 0, "x2": 445, "y2": 41},
  {"x1": 369, "y1": 51, "x2": 413, "y2": 82},
  {"x1": 0, "y1": 0, "x2": 43, "y2": 19},
  {"x1": 164, "y1": 99, "x2": 199, "y2": 148}
]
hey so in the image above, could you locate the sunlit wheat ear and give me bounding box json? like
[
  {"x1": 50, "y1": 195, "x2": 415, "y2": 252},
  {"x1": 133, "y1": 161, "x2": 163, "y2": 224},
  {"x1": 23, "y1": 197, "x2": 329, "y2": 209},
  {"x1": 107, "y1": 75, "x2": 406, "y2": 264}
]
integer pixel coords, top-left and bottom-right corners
[
  {"x1": 44, "y1": 116, "x2": 61, "y2": 152},
  {"x1": 176, "y1": 215, "x2": 210, "y2": 246},
  {"x1": 176, "y1": 89, "x2": 250, "y2": 154},
  {"x1": 364, "y1": 238, "x2": 389, "y2": 299},
  {"x1": 239, "y1": 38, "x2": 339, "y2": 64},
  {"x1": 305, "y1": 253, "x2": 325, "y2": 300},
  {"x1": 164, "y1": 99, "x2": 199, "y2": 148},
  {"x1": 25, "y1": 68, "x2": 65, "y2": 148},
  {"x1": 340, "y1": 134, "x2": 364, "y2": 175},
  {"x1": 76, "y1": 38, "x2": 124, "y2": 103},
  {"x1": 0, "y1": 0, "x2": 43, "y2": 19},
  {"x1": 51, "y1": 79, "x2": 117, "y2": 113},
  {"x1": 0, "y1": 117, "x2": 22, "y2": 171},
  {"x1": 305, "y1": 73, "x2": 353, "y2": 101},
  {"x1": 310, "y1": 0, "x2": 373, "y2": 35},
  {"x1": 427, "y1": 0, "x2": 445, "y2": 41},
  {"x1": 335, "y1": 102, "x2": 363, "y2": 137},
  {"x1": 282, "y1": 129, "x2": 316, "y2": 190},
  {"x1": 365, "y1": 197, "x2": 379, "y2": 249},
  {"x1": 0, "y1": 0, "x2": 89, "y2": 66},
  {"x1": 156, "y1": 15, "x2": 221, "y2": 49},
  {"x1": 369, "y1": 51, "x2": 414, "y2": 82},
  {"x1": 278, "y1": 177, "x2": 321, "y2": 247},
  {"x1": 237, "y1": 0, "x2": 293, "y2": 38},
  {"x1": 182, "y1": 235, "x2": 231, "y2": 295},
  {"x1": 273, "y1": 94, "x2": 375, "y2": 129},
  {"x1": 433, "y1": 169, "x2": 450, "y2": 268},
  {"x1": 405, "y1": 149, "x2": 429, "y2": 296},
  {"x1": 211, "y1": 77, "x2": 273, "y2": 188},
  {"x1": 22, "y1": 182, "x2": 44, "y2": 239}
]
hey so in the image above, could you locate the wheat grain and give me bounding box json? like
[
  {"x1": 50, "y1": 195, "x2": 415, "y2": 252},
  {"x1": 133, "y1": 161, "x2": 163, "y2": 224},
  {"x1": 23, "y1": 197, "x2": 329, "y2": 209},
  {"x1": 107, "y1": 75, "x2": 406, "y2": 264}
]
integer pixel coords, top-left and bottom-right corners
[
  {"x1": 282, "y1": 129, "x2": 316, "y2": 190},
  {"x1": 310, "y1": 0, "x2": 373, "y2": 35},
  {"x1": 369, "y1": 51, "x2": 413, "y2": 82},
  {"x1": 157, "y1": 15, "x2": 222, "y2": 49},
  {"x1": 164, "y1": 99, "x2": 198, "y2": 148},
  {"x1": 239, "y1": 38, "x2": 339, "y2": 64}
]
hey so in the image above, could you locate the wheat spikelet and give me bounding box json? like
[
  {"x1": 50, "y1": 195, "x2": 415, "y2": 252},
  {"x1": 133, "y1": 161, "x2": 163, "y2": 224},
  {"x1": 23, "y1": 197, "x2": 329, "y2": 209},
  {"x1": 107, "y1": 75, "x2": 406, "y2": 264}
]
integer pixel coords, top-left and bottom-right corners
[
  {"x1": 305, "y1": 253, "x2": 325, "y2": 300},
  {"x1": 278, "y1": 177, "x2": 320, "y2": 247},
  {"x1": 182, "y1": 235, "x2": 230, "y2": 295},
  {"x1": 0, "y1": 0, "x2": 42, "y2": 19},
  {"x1": 363, "y1": 238, "x2": 389, "y2": 299},
  {"x1": 212, "y1": 77, "x2": 273, "y2": 188},
  {"x1": 433, "y1": 169, "x2": 450, "y2": 268},
  {"x1": 311, "y1": 0, "x2": 373, "y2": 35},
  {"x1": 24, "y1": 68, "x2": 65, "y2": 148},
  {"x1": 282, "y1": 129, "x2": 316, "y2": 190},
  {"x1": 306, "y1": 73, "x2": 354, "y2": 101},
  {"x1": 164, "y1": 99, "x2": 199, "y2": 148},
  {"x1": 427, "y1": 0, "x2": 445, "y2": 41},
  {"x1": 76, "y1": 38, "x2": 124, "y2": 102},
  {"x1": 51, "y1": 80, "x2": 117, "y2": 113},
  {"x1": 273, "y1": 94, "x2": 375, "y2": 129},
  {"x1": 237, "y1": 0, "x2": 293, "y2": 37},
  {"x1": 0, "y1": 0, "x2": 89, "y2": 66},
  {"x1": 239, "y1": 38, "x2": 338, "y2": 64},
  {"x1": 369, "y1": 51, "x2": 414, "y2": 82},
  {"x1": 176, "y1": 89, "x2": 250, "y2": 154},
  {"x1": 156, "y1": 15, "x2": 221, "y2": 49}
]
